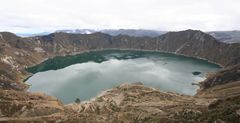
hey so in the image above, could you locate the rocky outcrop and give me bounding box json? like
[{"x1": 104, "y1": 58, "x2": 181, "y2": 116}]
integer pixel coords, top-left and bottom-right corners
[
  {"x1": 0, "y1": 89, "x2": 68, "y2": 122},
  {"x1": 197, "y1": 64, "x2": 240, "y2": 98},
  {"x1": 66, "y1": 83, "x2": 204, "y2": 122},
  {"x1": 200, "y1": 64, "x2": 240, "y2": 89}
]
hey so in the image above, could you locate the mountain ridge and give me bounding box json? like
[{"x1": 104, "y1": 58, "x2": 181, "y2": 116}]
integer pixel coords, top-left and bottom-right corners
[
  {"x1": 0, "y1": 29, "x2": 239, "y2": 85},
  {"x1": 17, "y1": 29, "x2": 240, "y2": 43}
]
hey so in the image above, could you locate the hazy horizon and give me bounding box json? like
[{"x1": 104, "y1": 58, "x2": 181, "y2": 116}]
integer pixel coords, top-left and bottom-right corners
[{"x1": 1, "y1": 0, "x2": 240, "y2": 33}]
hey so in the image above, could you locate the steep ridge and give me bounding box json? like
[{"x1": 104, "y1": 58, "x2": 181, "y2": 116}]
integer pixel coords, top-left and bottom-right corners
[
  {"x1": 0, "y1": 30, "x2": 240, "y2": 122},
  {"x1": 35, "y1": 30, "x2": 239, "y2": 66},
  {"x1": 153, "y1": 30, "x2": 239, "y2": 66},
  {"x1": 197, "y1": 64, "x2": 240, "y2": 98}
]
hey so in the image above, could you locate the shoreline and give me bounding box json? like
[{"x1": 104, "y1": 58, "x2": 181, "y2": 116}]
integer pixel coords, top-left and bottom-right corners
[
  {"x1": 24, "y1": 48, "x2": 222, "y2": 83},
  {"x1": 25, "y1": 48, "x2": 223, "y2": 71},
  {"x1": 25, "y1": 48, "x2": 221, "y2": 102}
]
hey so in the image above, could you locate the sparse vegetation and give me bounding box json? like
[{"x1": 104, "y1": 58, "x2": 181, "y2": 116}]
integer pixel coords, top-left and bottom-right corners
[{"x1": 75, "y1": 98, "x2": 80, "y2": 103}]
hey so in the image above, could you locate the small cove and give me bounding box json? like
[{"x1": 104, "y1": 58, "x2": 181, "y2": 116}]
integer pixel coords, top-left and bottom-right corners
[{"x1": 26, "y1": 50, "x2": 221, "y2": 104}]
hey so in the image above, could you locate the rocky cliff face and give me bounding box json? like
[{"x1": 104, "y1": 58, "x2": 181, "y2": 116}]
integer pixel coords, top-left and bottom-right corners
[
  {"x1": 196, "y1": 64, "x2": 240, "y2": 98},
  {"x1": 35, "y1": 30, "x2": 239, "y2": 66},
  {"x1": 0, "y1": 30, "x2": 240, "y2": 122}
]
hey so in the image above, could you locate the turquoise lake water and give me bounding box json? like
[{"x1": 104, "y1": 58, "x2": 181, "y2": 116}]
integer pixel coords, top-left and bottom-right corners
[{"x1": 27, "y1": 50, "x2": 220, "y2": 104}]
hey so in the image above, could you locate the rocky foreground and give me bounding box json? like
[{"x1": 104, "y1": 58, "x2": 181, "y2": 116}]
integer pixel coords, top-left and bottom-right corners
[{"x1": 0, "y1": 30, "x2": 240, "y2": 122}]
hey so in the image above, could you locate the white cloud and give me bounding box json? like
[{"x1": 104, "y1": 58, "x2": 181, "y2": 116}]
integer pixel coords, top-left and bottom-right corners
[{"x1": 0, "y1": 0, "x2": 239, "y2": 33}]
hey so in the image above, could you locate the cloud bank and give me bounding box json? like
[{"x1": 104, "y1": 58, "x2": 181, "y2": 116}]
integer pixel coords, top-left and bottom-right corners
[{"x1": 0, "y1": 0, "x2": 240, "y2": 33}]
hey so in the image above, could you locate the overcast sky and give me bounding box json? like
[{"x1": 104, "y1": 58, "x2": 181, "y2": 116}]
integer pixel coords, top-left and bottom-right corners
[{"x1": 0, "y1": 0, "x2": 240, "y2": 33}]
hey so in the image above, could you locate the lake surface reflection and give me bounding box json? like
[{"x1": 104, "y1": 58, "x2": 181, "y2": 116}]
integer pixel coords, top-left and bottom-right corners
[{"x1": 27, "y1": 50, "x2": 220, "y2": 104}]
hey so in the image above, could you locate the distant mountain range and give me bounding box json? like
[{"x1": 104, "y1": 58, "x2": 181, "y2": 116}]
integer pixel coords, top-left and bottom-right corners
[
  {"x1": 55, "y1": 29, "x2": 167, "y2": 37},
  {"x1": 208, "y1": 31, "x2": 240, "y2": 43},
  {"x1": 17, "y1": 29, "x2": 240, "y2": 43},
  {"x1": 55, "y1": 29, "x2": 96, "y2": 34}
]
